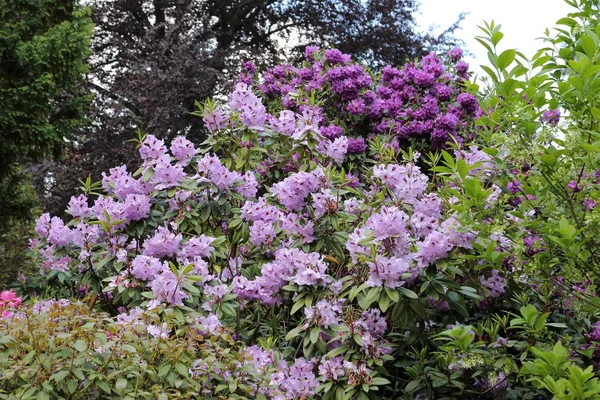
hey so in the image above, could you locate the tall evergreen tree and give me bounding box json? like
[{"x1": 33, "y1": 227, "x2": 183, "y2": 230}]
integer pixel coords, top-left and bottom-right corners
[{"x1": 0, "y1": 0, "x2": 93, "y2": 226}]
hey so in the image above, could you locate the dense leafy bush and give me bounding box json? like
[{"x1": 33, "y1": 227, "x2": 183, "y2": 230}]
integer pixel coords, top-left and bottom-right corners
[
  {"x1": 5, "y1": 1, "x2": 600, "y2": 399},
  {"x1": 0, "y1": 299, "x2": 284, "y2": 399}
]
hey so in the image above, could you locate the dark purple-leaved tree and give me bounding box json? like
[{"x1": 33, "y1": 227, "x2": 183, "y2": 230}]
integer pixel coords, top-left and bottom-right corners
[{"x1": 30, "y1": 0, "x2": 464, "y2": 217}]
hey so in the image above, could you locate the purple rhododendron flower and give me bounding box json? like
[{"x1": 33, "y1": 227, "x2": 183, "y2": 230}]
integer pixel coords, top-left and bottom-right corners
[{"x1": 541, "y1": 108, "x2": 561, "y2": 124}]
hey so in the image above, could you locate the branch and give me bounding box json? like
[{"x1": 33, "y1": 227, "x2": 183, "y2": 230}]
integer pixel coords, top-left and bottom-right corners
[{"x1": 86, "y1": 81, "x2": 143, "y2": 118}]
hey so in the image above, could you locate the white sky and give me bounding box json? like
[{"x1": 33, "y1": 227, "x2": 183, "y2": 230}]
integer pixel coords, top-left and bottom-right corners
[{"x1": 416, "y1": 0, "x2": 575, "y2": 78}]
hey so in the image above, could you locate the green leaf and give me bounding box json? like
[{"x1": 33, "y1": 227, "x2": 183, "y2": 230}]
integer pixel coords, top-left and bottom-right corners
[
  {"x1": 175, "y1": 363, "x2": 189, "y2": 377},
  {"x1": 399, "y1": 287, "x2": 419, "y2": 299},
  {"x1": 405, "y1": 379, "x2": 422, "y2": 393},
  {"x1": 73, "y1": 340, "x2": 87, "y2": 352},
  {"x1": 581, "y1": 35, "x2": 596, "y2": 58},
  {"x1": 158, "y1": 364, "x2": 171, "y2": 377},
  {"x1": 116, "y1": 378, "x2": 127, "y2": 391},
  {"x1": 384, "y1": 286, "x2": 400, "y2": 303},
  {"x1": 491, "y1": 31, "x2": 504, "y2": 46},
  {"x1": 456, "y1": 158, "x2": 470, "y2": 179},
  {"x1": 52, "y1": 371, "x2": 69, "y2": 382},
  {"x1": 291, "y1": 300, "x2": 305, "y2": 315},
  {"x1": 285, "y1": 325, "x2": 303, "y2": 342},
  {"x1": 371, "y1": 377, "x2": 391, "y2": 386},
  {"x1": 326, "y1": 345, "x2": 349, "y2": 359},
  {"x1": 97, "y1": 381, "x2": 111, "y2": 394},
  {"x1": 497, "y1": 49, "x2": 516, "y2": 70},
  {"x1": 379, "y1": 291, "x2": 390, "y2": 312},
  {"x1": 121, "y1": 344, "x2": 136, "y2": 353},
  {"x1": 310, "y1": 327, "x2": 320, "y2": 344},
  {"x1": 556, "y1": 17, "x2": 577, "y2": 27},
  {"x1": 67, "y1": 380, "x2": 78, "y2": 394}
]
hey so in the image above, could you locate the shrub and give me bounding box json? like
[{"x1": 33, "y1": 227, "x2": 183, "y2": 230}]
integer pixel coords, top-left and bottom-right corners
[{"x1": 9, "y1": 2, "x2": 600, "y2": 398}]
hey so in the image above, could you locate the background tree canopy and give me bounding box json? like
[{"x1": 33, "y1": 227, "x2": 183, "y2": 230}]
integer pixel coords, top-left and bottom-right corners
[
  {"x1": 0, "y1": 0, "x2": 93, "y2": 226},
  {"x1": 27, "y1": 0, "x2": 463, "y2": 219},
  {"x1": 0, "y1": 0, "x2": 93, "y2": 283}
]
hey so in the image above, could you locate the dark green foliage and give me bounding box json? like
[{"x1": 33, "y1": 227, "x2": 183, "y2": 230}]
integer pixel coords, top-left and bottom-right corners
[
  {"x1": 0, "y1": 0, "x2": 93, "y2": 285},
  {"x1": 0, "y1": 0, "x2": 93, "y2": 221},
  {"x1": 0, "y1": 170, "x2": 37, "y2": 285}
]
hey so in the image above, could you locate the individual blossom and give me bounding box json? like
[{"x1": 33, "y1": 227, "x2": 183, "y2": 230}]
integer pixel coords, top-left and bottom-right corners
[
  {"x1": 448, "y1": 47, "x2": 463, "y2": 61},
  {"x1": 270, "y1": 110, "x2": 296, "y2": 136},
  {"x1": 47, "y1": 217, "x2": 71, "y2": 247},
  {"x1": 143, "y1": 225, "x2": 182, "y2": 258},
  {"x1": 35, "y1": 213, "x2": 51, "y2": 238},
  {"x1": 524, "y1": 234, "x2": 544, "y2": 256},
  {"x1": 0, "y1": 290, "x2": 22, "y2": 318},
  {"x1": 249, "y1": 219, "x2": 276, "y2": 246},
  {"x1": 202, "y1": 283, "x2": 229, "y2": 311},
  {"x1": 131, "y1": 255, "x2": 165, "y2": 281},
  {"x1": 239, "y1": 93, "x2": 268, "y2": 131},
  {"x1": 415, "y1": 231, "x2": 453, "y2": 266},
  {"x1": 320, "y1": 124, "x2": 343, "y2": 140},
  {"x1": 410, "y1": 212, "x2": 439, "y2": 238},
  {"x1": 170, "y1": 136, "x2": 197, "y2": 164},
  {"x1": 139, "y1": 135, "x2": 167, "y2": 162},
  {"x1": 347, "y1": 137, "x2": 366, "y2": 154},
  {"x1": 347, "y1": 98, "x2": 366, "y2": 115},
  {"x1": 311, "y1": 190, "x2": 336, "y2": 219},
  {"x1": 272, "y1": 358, "x2": 319, "y2": 398},
  {"x1": 197, "y1": 153, "x2": 241, "y2": 190},
  {"x1": 324, "y1": 48, "x2": 351, "y2": 64},
  {"x1": 67, "y1": 194, "x2": 92, "y2": 218},
  {"x1": 567, "y1": 180, "x2": 581, "y2": 192},
  {"x1": 318, "y1": 136, "x2": 349, "y2": 164},
  {"x1": 456, "y1": 93, "x2": 479, "y2": 115},
  {"x1": 455, "y1": 146, "x2": 495, "y2": 176},
  {"x1": 279, "y1": 213, "x2": 315, "y2": 244},
  {"x1": 366, "y1": 255, "x2": 410, "y2": 289},
  {"x1": 151, "y1": 155, "x2": 185, "y2": 190},
  {"x1": 289, "y1": 250, "x2": 329, "y2": 286},
  {"x1": 241, "y1": 197, "x2": 281, "y2": 223},
  {"x1": 456, "y1": 60, "x2": 470, "y2": 78},
  {"x1": 440, "y1": 218, "x2": 474, "y2": 249},
  {"x1": 344, "y1": 172, "x2": 360, "y2": 189},
  {"x1": 305, "y1": 299, "x2": 345, "y2": 329},
  {"x1": 147, "y1": 323, "x2": 170, "y2": 339},
  {"x1": 236, "y1": 171, "x2": 259, "y2": 198},
  {"x1": 365, "y1": 205, "x2": 410, "y2": 244},
  {"x1": 359, "y1": 308, "x2": 387, "y2": 336},
  {"x1": 584, "y1": 198, "x2": 597, "y2": 210},
  {"x1": 305, "y1": 45, "x2": 320, "y2": 60},
  {"x1": 344, "y1": 198, "x2": 362, "y2": 216},
  {"x1": 203, "y1": 105, "x2": 229, "y2": 133},
  {"x1": 372, "y1": 163, "x2": 429, "y2": 204},
  {"x1": 123, "y1": 193, "x2": 152, "y2": 221},
  {"x1": 318, "y1": 357, "x2": 345, "y2": 381},
  {"x1": 196, "y1": 313, "x2": 222, "y2": 335},
  {"x1": 179, "y1": 235, "x2": 215, "y2": 259},
  {"x1": 428, "y1": 296, "x2": 451, "y2": 312},
  {"x1": 507, "y1": 180, "x2": 522, "y2": 194},
  {"x1": 271, "y1": 168, "x2": 326, "y2": 211},
  {"x1": 149, "y1": 268, "x2": 188, "y2": 306},
  {"x1": 541, "y1": 109, "x2": 560, "y2": 125},
  {"x1": 479, "y1": 270, "x2": 506, "y2": 298}
]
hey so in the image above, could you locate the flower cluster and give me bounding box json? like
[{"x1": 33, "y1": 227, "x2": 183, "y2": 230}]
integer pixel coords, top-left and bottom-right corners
[{"x1": 0, "y1": 290, "x2": 22, "y2": 319}]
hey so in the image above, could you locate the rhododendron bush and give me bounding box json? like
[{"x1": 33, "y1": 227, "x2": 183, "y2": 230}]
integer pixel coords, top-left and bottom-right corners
[{"x1": 5, "y1": 2, "x2": 600, "y2": 399}]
